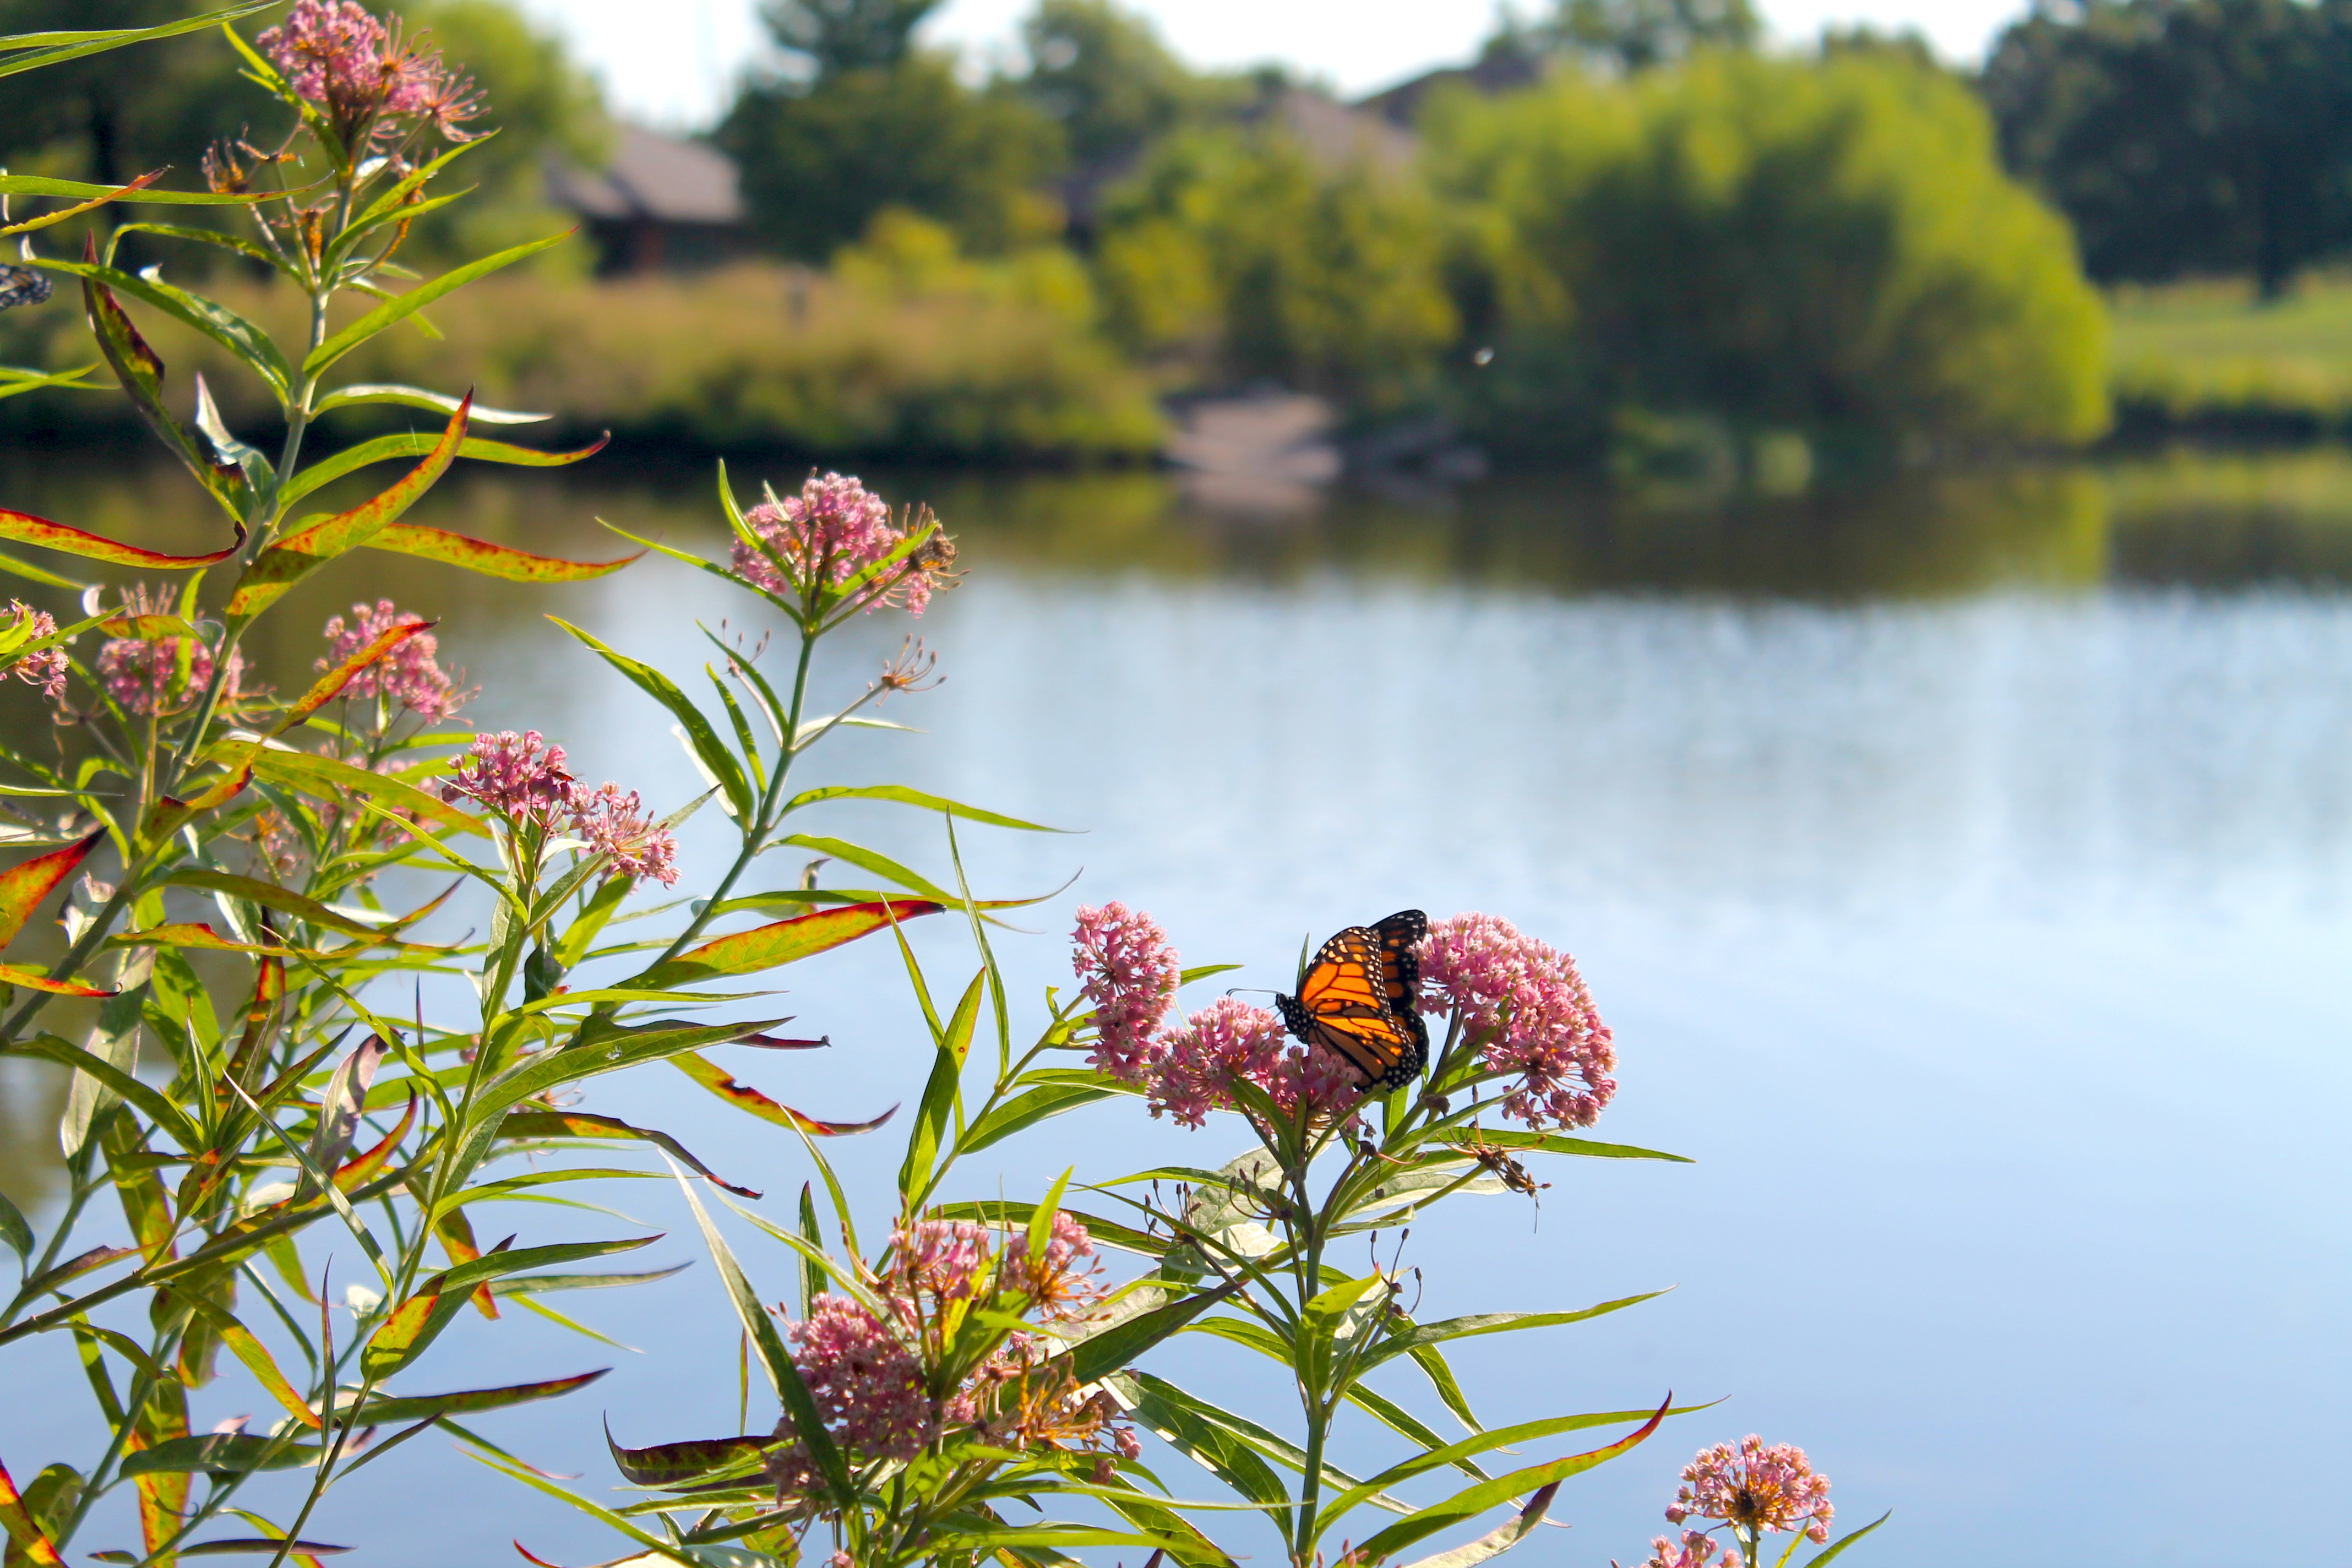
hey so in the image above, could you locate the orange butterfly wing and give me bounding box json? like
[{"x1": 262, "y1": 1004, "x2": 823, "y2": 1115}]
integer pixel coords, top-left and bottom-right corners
[{"x1": 1277, "y1": 917, "x2": 1429, "y2": 1090}]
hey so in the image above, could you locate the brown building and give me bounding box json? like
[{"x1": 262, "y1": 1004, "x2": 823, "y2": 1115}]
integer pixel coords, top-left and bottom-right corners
[{"x1": 546, "y1": 125, "x2": 748, "y2": 275}]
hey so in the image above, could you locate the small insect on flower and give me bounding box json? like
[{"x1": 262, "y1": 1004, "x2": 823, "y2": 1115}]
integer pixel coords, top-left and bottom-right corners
[{"x1": 1458, "y1": 1125, "x2": 1550, "y2": 1215}]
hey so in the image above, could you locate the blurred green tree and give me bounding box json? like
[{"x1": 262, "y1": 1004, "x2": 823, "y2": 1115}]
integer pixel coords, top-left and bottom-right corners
[
  {"x1": 1093, "y1": 127, "x2": 1457, "y2": 410},
  {"x1": 1980, "y1": 0, "x2": 2352, "y2": 297},
  {"x1": 1014, "y1": 0, "x2": 1241, "y2": 164},
  {"x1": 762, "y1": 0, "x2": 941, "y2": 80},
  {"x1": 717, "y1": 57, "x2": 1065, "y2": 260},
  {"x1": 1425, "y1": 49, "x2": 2110, "y2": 458},
  {"x1": 1548, "y1": 0, "x2": 1761, "y2": 71}
]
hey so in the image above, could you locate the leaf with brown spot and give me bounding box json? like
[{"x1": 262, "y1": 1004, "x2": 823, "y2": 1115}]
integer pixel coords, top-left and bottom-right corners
[
  {"x1": 500, "y1": 1109, "x2": 764, "y2": 1196},
  {"x1": 666, "y1": 1051, "x2": 896, "y2": 1139},
  {"x1": 0, "y1": 830, "x2": 101, "y2": 951}
]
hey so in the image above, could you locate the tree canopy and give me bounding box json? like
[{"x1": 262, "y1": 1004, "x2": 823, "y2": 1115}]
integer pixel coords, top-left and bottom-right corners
[{"x1": 1981, "y1": 0, "x2": 2352, "y2": 296}]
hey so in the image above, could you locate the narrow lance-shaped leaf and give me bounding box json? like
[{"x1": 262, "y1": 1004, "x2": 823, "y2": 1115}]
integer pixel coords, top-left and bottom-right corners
[
  {"x1": 630, "y1": 898, "x2": 944, "y2": 989},
  {"x1": 304, "y1": 230, "x2": 570, "y2": 375},
  {"x1": 546, "y1": 617, "x2": 751, "y2": 820},
  {"x1": 281, "y1": 431, "x2": 609, "y2": 508},
  {"x1": 0, "y1": 4, "x2": 274, "y2": 79},
  {"x1": 364, "y1": 523, "x2": 639, "y2": 583},
  {"x1": 665, "y1": 1053, "x2": 896, "y2": 1140},
  {"x1": 226, "y1": 398, "x2": 472, "y2": 625},
  {"x1": 498, "y1": 1109, "x2": 762, "y2": 1199},
  {"x1": 306, "y1": 1035, "x2": 390, "y2": 1186},
  {"x1": 0, "y1": 1455, "x2": 69, "y2": 1567},
  {"x1": 0, "y1": 508, "x2": 241, "y2": 570},
  {"x1": 308, "y1": 383, "x2": 547, "y2": 423},
  {"x1": 35, "y1": 255, "x2": 291, "y2": 395},
  {"x1": 179, "y1": 1299, "x2": 319, "y2": 1430},
  {"x1": 344, "y1": 1369, "x2": 609, "y2": 1427},
  {"x1": 0, "y1": 830, "x2": 106, "y2": 952},
  {"x1": 78, "y1": 237, "x2": 244, "y2": 518},
  {"x1": 361, "y1": 1236, "x2": 659, "y2": 1380}
]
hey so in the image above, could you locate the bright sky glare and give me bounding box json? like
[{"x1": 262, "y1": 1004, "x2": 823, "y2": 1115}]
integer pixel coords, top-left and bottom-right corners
[{"x1": 511, "y1": 0, "x2": 2034, "y2": 131}]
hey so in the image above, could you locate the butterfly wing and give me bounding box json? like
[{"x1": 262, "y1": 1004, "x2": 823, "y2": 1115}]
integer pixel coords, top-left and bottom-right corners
[
  {"x1": 1284, "y1": 923, "x2": 1425, "y2": 1090},
  {"x1": 0, "y1": 264, "x2": 53, "y2": 312},
  {"x1": 1371, "y1": 909, "x2": 1430, "y2": 1063}
]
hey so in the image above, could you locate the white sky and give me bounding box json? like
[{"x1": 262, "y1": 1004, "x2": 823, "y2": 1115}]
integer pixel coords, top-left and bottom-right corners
[{"x1": 514, "y1": 0, "x2": 2033, "y2": 130}]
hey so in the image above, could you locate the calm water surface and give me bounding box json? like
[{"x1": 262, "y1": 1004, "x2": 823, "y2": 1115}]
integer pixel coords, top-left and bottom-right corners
[{"x1": 3, "y1": 451, "x2": 2350, "y2": 1567}]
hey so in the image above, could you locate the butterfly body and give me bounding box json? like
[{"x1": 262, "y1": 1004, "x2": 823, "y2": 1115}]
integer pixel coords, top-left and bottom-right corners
[{"x1": 1273, "y1": 908, "x2": 1429, "y2": 1090}]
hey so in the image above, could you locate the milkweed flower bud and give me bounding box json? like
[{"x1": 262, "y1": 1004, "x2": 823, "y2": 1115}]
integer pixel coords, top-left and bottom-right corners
[
  {"x1": 1419, "y1": 912, "x2": 1615, "y2": 1132},
  {"x1": 3, "y1": 601, "x2": 67, "y2": 700},
  {"x1": 569, "y1": 782, "x2": 679, "y2": 887},
  {"x1": 1071, "y1": 901, "x2": 1179, "y2": 1084},
  {"x1": 1624, "y1": 1531, "x2": 1742, "y2": 1568},
  {"x1": 1667, "y1": 1436, "x2": 1833, "y2": 1545},
  {"x1": 318, "y1": 599, "x2": 469, "y2": 718}
]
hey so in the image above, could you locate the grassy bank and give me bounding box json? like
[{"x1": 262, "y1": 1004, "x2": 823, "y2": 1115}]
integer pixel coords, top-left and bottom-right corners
[
  {"x1": 2108, "y1": 276, "x2": 2352, "y2": 441},
  {"x1": 0, "y1": 263, "x2": 1164, "y2": 464}
]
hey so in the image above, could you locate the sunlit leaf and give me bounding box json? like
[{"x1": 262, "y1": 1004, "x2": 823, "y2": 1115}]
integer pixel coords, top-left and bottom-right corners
[
  {"x1": 499, "y1": 1109, "x2": 762, "y2": 1197},
  {"x1": 282, "y1": 431, "x2": 609, "y2": 508},
  {"x1": 305, "y1": 231, "x2": 570, "y2": 376},
  {"x1": 0, "y1": 1455, "x2": 68, "y2": 1567},
  {"x1": 366, "y1": 524, "x2": 638, "y2": 582},
  {"x1": 667, "y1": 1051, "x2": 896, "y2": 1140},
  {"x1": 603, "y1": 1428, "x2": 772, "y2": 1489},
  {"x1": 630, "y1": 899, "x2": 943, "y2": 990},
  {"x1": 245, "y1": 748, "x2": 481, "y2": 837},
  {"x1": 546, "y1": 617, "x2": 750, "y2": 821},
  {"x1": 345, "y1": 1369, "x2": 608, "y2": 1427},
  {"x1": 0, "y1": 5, "x2": 274, "y2": 79},
  {"x1": 780, "y1": 783, "x2": 1061, "y2": 833},
  {"x1": 116, "y1": 1434, "x2": 320, "y2": 1479},
  {"x1": 363, "y1": 1236, "x2": 659, "y2": 1380},
  {"x1": 309, "y1": 383, "x2": 547, "y2": 424},
  {"x1": 0, "y1": 508, "x2": 241, "y2": 570},
  {"x1": 77, "y1": 237, "x2": 245, "y2": 517},
  {"x1": 0, "y1": 964, "x2": 113, "y2": 998}
]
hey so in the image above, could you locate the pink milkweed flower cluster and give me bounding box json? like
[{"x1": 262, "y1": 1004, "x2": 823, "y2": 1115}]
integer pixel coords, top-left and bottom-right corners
[
  {"x1": 1419, "y1": 912, "x2": 1615, "y2": 1132},
  {"x1": 3, "y1": 601, "x2": 67, "y2": 700},
  {"x1": 1668, "y1": 1436, "x2": 1834, "y2": 1545},
  {"x1": 766, "y1": 1214, "x2": 1131, "y2": 1500},
  {"x1": 1620, "y1": 1531, "x2": 1743, "y2": 1568},
  {"x1": 318, "y1": 600, "x2": 469, "y2": 719},
  {"x1": 1071, "y1": 901, "x2": 1180, "y2": 1081},
  {"x1": 438, "y1": 732, "x2": 680, "y2": 886},
  {"x1": 1071, "y1": 910, "x2": 1362, "y2": 1129},
  {"x1": 95, "y1": 634, "x2": 242, "y2": 718},
  {"x1": 257, "y1": 0, "x2": 484, "y2": 145},
  {"x1": 729, "y1": 472, "x2": 954, "y2": 616}
]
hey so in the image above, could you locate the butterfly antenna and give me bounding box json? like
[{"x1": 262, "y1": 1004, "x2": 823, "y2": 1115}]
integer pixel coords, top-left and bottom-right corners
[{"x1": 1224, "y1": 986, "x2": 1278, "y2": 999}]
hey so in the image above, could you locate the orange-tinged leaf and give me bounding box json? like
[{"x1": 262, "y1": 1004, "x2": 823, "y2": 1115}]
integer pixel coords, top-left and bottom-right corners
[
  {"x1": 275, "y1": 619, "x2": 433, "y2": 733},
  {"x1": 364, "y1": 522, "x2": 638, "y2": 582},
  {"x1": 225, "y1": 394, "x2": 471, "y2": 624},
  {"x1": 0, "y1": 168, "x2": 163, "y2": 237},
  {"x1": 140, "y1": 765, "x2": 252, "y2": 844},
  {"x1": 433, "y1": 1205, "x2": 498, "y2": 1320},
  {"x1": 666, "y1": 1052, "x2": 897, "y2": 1139},
  {"x1": 0, "y1": 1454, "x2": 66, "y2": 1567},
  {"x1": 79, "y1": 242, "x2": 244, "y2": 520},
  {"x1": 0, "y1": 830, "x2": 101, "y2": 951},
  {"x1": 0, "y1": 963, "x2": 115, "y2": 997},
  {"x1": 346, "y1": 1369, "x2": 608, "y2": 1425},
  {"x1": 500, "y1": 1109, "x2": 764, "y2": 1196},
  {"x1": 633, "y1": 898, "x2": 942, "y2": 989},
  {"x1": 183, "y1": 1299, "x2": 319, "y2": 1430}
]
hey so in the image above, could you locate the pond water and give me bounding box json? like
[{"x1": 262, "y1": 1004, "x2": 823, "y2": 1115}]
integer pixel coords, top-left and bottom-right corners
[{"x1": 3, "y1": 448, "x2": 2350, "y2": 1568}]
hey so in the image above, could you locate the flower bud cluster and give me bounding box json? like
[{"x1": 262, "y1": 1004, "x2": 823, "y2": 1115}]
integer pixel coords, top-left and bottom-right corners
[
  {"x1": 438, "y1": 730, "x2": 679, "y2": 886},
  {"x1": 2, "y1": 601, "x2": 67, "y2": 700},
  {"x1": 318, "y1": 600, "x2": 469, "y2": 718},
  {"x1": 1667, "y1": 1436, "x2": 1834, "y2": 1544},
  {"x1": 728, "y1": 472, "x2": 955, "y2": 616},
  {"x1": 258, "y1": 0, "x2": 483, "y2": 147},
  {"x1": 1418, "y1": 912, "x2": 1616, "y2": 1131}
]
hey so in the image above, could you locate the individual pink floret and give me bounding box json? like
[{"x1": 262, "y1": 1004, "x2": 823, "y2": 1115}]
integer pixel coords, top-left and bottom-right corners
[
  {"x1": 1419, "y1": 912, "x2": 1616, "y2": 1131},
  {"x1": 4, "y1": 601, "x2": 68, "y2": 700},
  {"x1": 318, "y1": 599, "x2": 470, "y2": 718},
  {"x1": 438, "y1": 729, "x2": 576, "y2": 826},
  {"x1": 569, "y1": 782, "x2": 679, "y2": 887},
  {"x1": 729, "y1": 472, "x2": 944, "y2": 614},
  {"x1": 1668, "y1": 1436, "x2": 1834, "y2": 1544},
  {"x1": 1071, "y1": 901, "x2": 1180, "y2": 1085}
]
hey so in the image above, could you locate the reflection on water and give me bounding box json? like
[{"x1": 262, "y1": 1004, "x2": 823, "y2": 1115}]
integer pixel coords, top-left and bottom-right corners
[{"x1": 3, "y1": 447, "x2": 2351, "y2": 1567}]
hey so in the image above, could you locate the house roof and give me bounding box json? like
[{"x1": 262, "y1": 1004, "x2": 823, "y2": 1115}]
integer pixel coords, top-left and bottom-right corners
[
  {"x1": 547, "y1": 124, "x2": 744, "y2": 226},
  {"x1": 1356, "y1": 51, "x2": 1545, "y2": 128}
]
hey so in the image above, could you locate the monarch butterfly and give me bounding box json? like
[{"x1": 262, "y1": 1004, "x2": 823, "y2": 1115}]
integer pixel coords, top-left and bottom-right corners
[
  {"x1": 1273, "y1": 909, "x2": 1429, "y2": 1090},
  {"x1": 0, "y1": 264, "x2": 52, "y2": 312}
]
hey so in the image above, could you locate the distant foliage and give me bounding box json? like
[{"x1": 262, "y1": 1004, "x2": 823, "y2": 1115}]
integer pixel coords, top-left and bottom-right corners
[
  {"x1": 1094, "y1": 127, "x2": 1459, "y2": 411},
  {"x1": 1426, "y1": 50, "x2": 2111, "y2": 460},
  {"x1": 1015, "y1": 0, "x2": 1245, "y2": 165},
  {"x1": 1980, "y1": 0, "x2": 2352, "y2": 297}
]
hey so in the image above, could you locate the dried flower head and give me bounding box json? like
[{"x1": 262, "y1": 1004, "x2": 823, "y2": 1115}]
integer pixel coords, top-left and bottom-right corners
[
  {"x1": 438, "y1": 729, "x2": 576, "y2": 826},
  {"x1": 1070, "y1": 901, "x2": 1180, "y2": 1085},
  {"x1": 1419, "y1": 913, "x2": 1615, "y2": 1131},
  {"x1": 3, "y1": 601, "x2": 68, "y2": 700},
  {"x1": 729, "y1": 473, "x2": 951, "y2": 614},
  {"x1": 318, "y1": 599, "x2": 469, "y2": 718},
  {"x1": 874, "y1": 636, "x2": 940, "y2": 699},
  {"x1": 1667, "y1": 1436, "x2": 1833, "y2": 1544}
]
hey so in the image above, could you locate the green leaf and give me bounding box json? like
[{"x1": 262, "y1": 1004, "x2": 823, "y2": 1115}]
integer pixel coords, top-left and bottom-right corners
[
  {"x1": 305, "y1": 231, "x2": 570, "y2": 376},
  {"x1": 164, "y1": 868, "x2": 398, "y2": 939},
  {"x1": 244, "y1": 747, "x2": 482, "y2": 837},
  {"x1": 1801, "y1": 1511, "x2": 1892, "y2": 1568},
  {"x1": 117, "y1": 1434, "x2": 321, "y2": 1478},
  {"x1": 1437, "y1": 1128, "x2": 1692, "y2": 1164},
  {"x1": 957, "y1": 1082, "x2": 1118, "y2": 1157},
  {"x1": 345, "y1": 1369, "x2": 608, "y2": 1426},
  {"x1": 225, "y1": 395, "x2": 471, "y2": 625},
  {"x1": 1116, "y1": 1373, "x2": 1303, "y2": 1510},
  {"x1": 1321, "y1": 1407, "x2": 1709, "y2": 1534},
  {"x1": 1349, "y1": 1398, "x2": 1673, "y2": 1565},
  {"x1": 0, "y1": 1189, "x2": 33, "y2": 1261},
  {"x1": 1066, "y1": 1280, "x2": 1240, "y2": 1385},
  {"x1": 1354, "y1": 1292, "x2": 1671, "y2": 1376},
  {"x1": 366, "y1": 522, "x2": 638, "y2": 583},
  {"x1": 780, "y1": 783, "x2": 1063, "y2": 832},
  {"x1": 0, "y1": 829, "x2": 100, "y2": 950},
  {"x1": 0, "y1": 5, "x2": 274, "y2": 78},
  {"x1": 362, "y1": 1236, "x2": 658, "y2": 1379},
  {"x1": 546, "y1": 618, "x2": 750, "y2": 819},
  {"x1": 311, "y1": 383, "x2": 548, "y2": 424},
  {"x1": 899, "y1": 967, "x2": 985, "y2": 1202},
  {"x1": 629, "y1": 899, "x2": 943, "y2": 990},
  {"x1": 497, "y1": 1109, "x2": 759, "y2": 1199},
  {"x1": 670, "y1": 1171, "x2": 848, "y2": 1501},
  {"x1": 74, "y1": 246, "x2": 244, "y2": 515},
  {"x1": 667, "y1": 1051, "x2": 897, "y2": 1139},
  {"x1": 282, "y1": 431, "x2": 609, "y2": 508},
  {"x1": 0, "y1": 364, "x2": 105, "y2": 407},
  {"x1": 32, "y1": 257, "x2": 289, "y2": 395}
]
